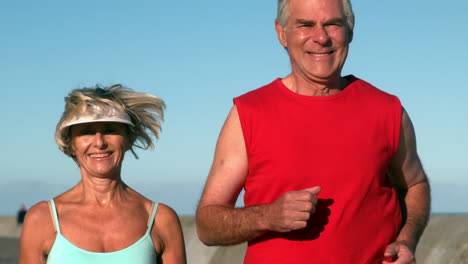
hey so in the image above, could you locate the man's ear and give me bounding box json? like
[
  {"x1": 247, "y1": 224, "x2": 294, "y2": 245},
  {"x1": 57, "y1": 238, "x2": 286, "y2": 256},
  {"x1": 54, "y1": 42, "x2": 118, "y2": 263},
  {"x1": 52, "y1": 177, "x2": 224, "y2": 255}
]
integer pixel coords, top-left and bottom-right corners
[
  {"x1": 275, "y1": 19, "x2": 288, "y2": 48},
  {"x1": 348, "y1": 29, "x2": 353, "y2": 43}
]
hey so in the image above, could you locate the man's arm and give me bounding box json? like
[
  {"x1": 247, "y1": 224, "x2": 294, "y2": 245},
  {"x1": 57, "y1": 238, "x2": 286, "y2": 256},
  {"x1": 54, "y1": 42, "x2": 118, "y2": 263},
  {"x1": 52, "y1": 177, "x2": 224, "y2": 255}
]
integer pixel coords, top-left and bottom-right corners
[
  {"x1": 196, "y1": 106, "x2": 320, "y2": 246},
  {"x1": 384, "y1": 108, "x2": 431, "y2": 264}
]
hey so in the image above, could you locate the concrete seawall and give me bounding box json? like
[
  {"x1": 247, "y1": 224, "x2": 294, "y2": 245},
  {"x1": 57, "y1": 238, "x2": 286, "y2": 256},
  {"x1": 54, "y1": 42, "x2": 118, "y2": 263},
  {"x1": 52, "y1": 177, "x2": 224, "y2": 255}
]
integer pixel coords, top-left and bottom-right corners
[{"x1": 1, "y1": 215, "x2": 467, "y2": 263}]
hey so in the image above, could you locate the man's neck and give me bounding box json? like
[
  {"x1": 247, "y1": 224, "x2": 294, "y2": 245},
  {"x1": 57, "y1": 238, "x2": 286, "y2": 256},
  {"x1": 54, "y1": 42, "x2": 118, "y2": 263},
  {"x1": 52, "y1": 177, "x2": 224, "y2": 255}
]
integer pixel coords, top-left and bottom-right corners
[{"x1": 282, "y1": 74, "x2": 348, "y2": 96}]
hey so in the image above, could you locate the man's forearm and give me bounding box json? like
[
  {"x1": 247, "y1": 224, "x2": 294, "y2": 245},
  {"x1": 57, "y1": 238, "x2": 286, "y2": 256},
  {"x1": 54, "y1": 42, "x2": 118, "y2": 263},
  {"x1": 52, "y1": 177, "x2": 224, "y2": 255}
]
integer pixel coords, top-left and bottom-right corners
[
  {"x1": 196, "y1": 204, "x2": 270, "y2": 246},
  {"x1": 396, "y1": 181, "x2": 431, "y2": 252}
]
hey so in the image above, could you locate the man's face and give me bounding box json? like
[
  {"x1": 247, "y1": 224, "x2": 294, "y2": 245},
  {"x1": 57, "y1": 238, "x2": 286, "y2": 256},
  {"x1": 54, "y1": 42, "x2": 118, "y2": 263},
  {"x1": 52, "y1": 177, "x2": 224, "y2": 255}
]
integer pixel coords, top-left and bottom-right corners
[{"x1": 276, "y1": 0, "x2": 351, "y2": 83}]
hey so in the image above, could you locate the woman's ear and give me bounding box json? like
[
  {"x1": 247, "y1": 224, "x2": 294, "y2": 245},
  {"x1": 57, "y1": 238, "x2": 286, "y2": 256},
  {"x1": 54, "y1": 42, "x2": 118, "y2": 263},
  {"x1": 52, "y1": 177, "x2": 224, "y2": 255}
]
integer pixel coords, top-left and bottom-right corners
[
  {"x1": 124, "y1": 137, "x2": 133, "y2": 151},
  {"x1": 69, "y1": 142, "x2": 76, "y2": 156}
]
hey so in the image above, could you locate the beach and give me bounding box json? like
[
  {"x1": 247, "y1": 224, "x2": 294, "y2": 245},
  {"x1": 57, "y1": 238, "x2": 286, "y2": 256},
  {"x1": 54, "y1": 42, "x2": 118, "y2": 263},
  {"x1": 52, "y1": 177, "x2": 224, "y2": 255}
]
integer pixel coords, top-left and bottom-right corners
[
  {"x1": 0, "y1": 237, "x2": 17, "y2": 264},
  {"x1": 2, "y1": 215, "x2": 468, "y2": 264}
]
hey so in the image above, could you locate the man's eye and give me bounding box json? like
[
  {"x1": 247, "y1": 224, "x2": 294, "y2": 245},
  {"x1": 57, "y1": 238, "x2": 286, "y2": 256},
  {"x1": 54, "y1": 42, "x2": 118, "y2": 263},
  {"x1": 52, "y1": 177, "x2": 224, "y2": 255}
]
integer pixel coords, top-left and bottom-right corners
[{"x1": 327, "y1": 22, "x2": 343, "y2": 27}]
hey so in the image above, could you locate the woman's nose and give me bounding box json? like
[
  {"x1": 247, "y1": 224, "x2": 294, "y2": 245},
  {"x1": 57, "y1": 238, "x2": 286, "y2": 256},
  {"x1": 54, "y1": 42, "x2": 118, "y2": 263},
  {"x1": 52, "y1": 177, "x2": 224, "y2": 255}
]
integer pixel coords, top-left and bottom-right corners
[{"x1": 93, "y1": 132, "x2": 107, "y2": 148}]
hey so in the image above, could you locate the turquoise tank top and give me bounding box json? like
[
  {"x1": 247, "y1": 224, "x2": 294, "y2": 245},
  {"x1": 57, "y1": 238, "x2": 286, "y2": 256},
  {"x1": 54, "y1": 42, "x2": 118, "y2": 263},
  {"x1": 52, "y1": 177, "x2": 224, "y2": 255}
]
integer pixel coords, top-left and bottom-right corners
[{"x1": 47, "y1": 199, "x2": 158, "y2": 264}]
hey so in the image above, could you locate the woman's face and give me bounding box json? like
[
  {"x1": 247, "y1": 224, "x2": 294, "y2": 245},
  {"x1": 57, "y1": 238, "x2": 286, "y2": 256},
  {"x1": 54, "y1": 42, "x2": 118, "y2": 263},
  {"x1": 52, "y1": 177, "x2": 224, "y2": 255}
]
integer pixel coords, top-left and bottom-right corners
[{"x1": 70, "y1": 122, "x2": 130, "y2": 179}]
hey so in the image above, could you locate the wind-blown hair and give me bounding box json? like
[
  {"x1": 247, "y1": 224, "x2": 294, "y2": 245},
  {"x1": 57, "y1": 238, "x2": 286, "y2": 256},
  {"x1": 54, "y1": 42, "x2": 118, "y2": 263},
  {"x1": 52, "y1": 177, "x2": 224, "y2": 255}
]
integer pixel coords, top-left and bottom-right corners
[
  {"x1": 55, "y1": 84, "x2": 165, "y2": 159},
  {"x1": 277, "y1": 0, "x2": 355, "y2": 34}
]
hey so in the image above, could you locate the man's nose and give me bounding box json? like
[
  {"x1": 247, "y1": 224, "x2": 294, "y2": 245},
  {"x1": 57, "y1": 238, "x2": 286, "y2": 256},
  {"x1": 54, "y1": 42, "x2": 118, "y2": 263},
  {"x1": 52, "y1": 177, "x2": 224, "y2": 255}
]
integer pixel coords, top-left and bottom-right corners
[{"x1": 312, "y1": 26, "x2": 331, "y2": 46}]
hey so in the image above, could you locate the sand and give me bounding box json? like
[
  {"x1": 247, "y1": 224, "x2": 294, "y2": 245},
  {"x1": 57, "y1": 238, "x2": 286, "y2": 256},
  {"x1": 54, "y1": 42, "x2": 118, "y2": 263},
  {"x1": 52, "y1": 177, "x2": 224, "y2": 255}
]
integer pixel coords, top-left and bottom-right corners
[{"x1": 0, "y1": 237, "x2": 18, "y2": 264}]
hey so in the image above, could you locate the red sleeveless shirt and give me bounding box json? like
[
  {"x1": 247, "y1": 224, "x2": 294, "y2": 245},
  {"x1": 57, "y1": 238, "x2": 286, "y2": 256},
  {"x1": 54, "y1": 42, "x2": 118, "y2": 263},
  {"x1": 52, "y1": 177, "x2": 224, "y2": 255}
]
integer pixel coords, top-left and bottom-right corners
[{"x1": 234, "y1": 76, "x2": 402, "y2": 263}]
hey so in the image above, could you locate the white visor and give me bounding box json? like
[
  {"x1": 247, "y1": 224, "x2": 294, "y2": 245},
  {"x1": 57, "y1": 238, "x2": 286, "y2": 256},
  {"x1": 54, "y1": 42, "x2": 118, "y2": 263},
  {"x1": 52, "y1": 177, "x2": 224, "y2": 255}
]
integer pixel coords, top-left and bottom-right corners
[{"x1": 61, "y1": 107, "x2": 134, "y2": 130}]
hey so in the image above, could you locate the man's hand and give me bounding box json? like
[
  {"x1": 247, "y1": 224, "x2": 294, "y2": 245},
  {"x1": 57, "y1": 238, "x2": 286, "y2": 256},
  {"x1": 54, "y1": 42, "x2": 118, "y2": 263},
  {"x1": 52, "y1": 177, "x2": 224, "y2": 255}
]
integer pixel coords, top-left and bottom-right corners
[
  {"x1": 383, "y1": 241, "x2": 416, "y2": 264},
  {"x1": 264, "y1": 186, "x2": 321, "y2": 232}
]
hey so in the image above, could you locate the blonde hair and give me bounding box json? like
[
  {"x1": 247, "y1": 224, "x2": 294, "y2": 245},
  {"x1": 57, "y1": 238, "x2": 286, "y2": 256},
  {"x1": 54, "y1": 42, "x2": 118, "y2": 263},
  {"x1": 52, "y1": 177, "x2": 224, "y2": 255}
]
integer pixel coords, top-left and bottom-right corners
[{"x1": 55, "y1": 84, "x2": 165, "y2": 159}]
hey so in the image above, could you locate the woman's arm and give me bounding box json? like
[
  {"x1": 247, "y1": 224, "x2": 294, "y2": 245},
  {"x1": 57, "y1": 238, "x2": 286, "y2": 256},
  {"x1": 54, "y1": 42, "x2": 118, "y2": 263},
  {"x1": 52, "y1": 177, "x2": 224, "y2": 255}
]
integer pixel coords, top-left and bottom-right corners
[
  {"x1": 19, "y1": 201, "x2": 55, "y2": 264},
  {"x1": 151, "y1": 203, "x2": 187, "y2": 264}
]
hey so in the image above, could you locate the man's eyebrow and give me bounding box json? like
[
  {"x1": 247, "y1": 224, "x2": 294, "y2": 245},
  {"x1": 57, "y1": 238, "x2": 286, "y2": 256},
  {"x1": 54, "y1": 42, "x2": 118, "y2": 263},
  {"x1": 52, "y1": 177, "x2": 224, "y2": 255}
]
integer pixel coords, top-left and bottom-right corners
[
  {"x1": 295, "y1": 18, "x2": 345, "y2": 25},
  {"x1": 295, "y1": 19, "x2": 315, "y2": 25},
  {"x1": 325, "y1": 18, "x2": 345, "y2": 24}
]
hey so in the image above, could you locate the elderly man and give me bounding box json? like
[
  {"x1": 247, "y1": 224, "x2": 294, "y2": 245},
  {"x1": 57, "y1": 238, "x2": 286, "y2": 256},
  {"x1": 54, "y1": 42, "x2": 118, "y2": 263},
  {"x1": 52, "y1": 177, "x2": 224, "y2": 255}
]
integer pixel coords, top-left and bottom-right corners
[{"x1": 196, "y1": 0, "x2": 430, "y2": 263}]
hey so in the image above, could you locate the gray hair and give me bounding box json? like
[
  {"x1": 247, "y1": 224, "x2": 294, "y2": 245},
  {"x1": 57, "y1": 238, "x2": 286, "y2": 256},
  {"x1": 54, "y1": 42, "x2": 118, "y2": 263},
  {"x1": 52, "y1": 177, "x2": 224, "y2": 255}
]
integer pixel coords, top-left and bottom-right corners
[
  {"x1": 55, "y1": 84, "x2": 165, "y2": 159},
  {"x1": 277, "y1": 0, "x2": 355, "y2": 33}
]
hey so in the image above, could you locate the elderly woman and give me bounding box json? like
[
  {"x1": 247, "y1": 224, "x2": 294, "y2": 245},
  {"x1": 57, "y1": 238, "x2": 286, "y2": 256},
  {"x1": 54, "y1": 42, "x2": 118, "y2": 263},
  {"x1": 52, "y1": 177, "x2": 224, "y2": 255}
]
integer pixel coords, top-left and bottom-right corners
[{"x1": 19, "y1": 85, "x2": 186, "y2": 264}]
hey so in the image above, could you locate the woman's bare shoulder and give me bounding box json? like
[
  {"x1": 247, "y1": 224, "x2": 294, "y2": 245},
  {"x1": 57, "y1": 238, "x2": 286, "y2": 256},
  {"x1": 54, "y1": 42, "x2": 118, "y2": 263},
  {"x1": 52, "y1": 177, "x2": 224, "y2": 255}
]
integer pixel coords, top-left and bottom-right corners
[
  {"x1": 24, "y1": 201, "x2": 54, "y2": 226},
  {"x1": 22, "y1": 200, "x2": 57, "y2": 238},
  {"x1": 151, "y1": 203, "x2": 183, "y2": 240},
  {"x1": 155, "y1": 203, "x2": 180, "y2": 224},
  {"x1": 19, "y1": 201, "x2": 56, "y2": 263}
]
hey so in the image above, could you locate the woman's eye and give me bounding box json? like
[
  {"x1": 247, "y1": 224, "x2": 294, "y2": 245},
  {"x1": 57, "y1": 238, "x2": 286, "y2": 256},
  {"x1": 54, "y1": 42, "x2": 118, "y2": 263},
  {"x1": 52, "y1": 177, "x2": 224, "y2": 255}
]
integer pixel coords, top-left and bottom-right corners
[
  {"x1": 81, "y1": 130, "x2": 94, "y2": 135},
  {"x1": 105, "y1": 126, "x2": 124, "y2": 135}
]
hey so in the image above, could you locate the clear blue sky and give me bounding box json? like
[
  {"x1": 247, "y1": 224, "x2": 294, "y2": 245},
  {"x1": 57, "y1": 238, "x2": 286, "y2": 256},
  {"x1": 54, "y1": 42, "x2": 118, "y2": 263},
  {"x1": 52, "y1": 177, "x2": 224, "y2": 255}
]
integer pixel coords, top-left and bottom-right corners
[{"x1": 1, "y1": 0, "x2": 467, "y2": 215}]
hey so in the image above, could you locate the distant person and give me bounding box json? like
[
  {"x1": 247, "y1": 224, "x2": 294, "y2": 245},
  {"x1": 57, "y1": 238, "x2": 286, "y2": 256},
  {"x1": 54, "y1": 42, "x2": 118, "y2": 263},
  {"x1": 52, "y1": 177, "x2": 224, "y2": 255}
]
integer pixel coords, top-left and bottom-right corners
[
  {"x1": 17, "y1": 204, "x2": 27, "y2": 226},
  {"x1": 196, "y1": 0, "x2": 430, "y2": 263},
  {"x1": 19, "y1": 85, "x2": 186, "y2": 264}
]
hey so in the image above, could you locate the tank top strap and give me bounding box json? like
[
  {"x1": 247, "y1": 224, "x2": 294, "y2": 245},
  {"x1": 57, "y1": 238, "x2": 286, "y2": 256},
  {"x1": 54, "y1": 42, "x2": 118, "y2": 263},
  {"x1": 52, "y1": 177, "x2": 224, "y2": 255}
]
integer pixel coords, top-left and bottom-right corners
[
  {"x1": 48, "y1": 199, "x2": 61, "y2": 233},
  {"x1": 146, "y1": 203, "x2": 158, "y2": 233}
]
